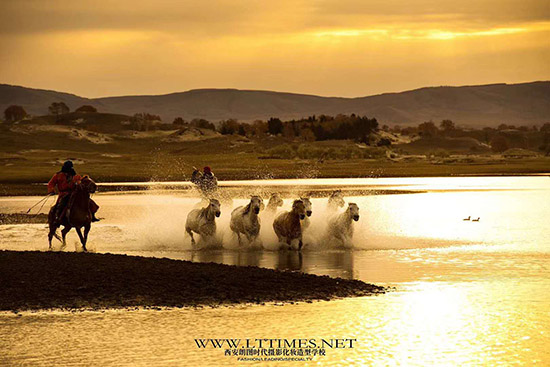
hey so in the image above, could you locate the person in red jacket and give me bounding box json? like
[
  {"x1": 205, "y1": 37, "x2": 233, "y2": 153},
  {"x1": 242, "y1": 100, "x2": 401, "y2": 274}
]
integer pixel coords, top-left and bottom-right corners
[{"x1": 48, "y1": 160, "x2": 100, "y2": 224}]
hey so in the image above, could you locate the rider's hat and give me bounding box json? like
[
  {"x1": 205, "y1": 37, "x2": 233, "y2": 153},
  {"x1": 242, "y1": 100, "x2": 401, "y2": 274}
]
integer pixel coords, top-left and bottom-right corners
[{"x1": 61, "y1": 160, "x2": 75, "y2": 174}]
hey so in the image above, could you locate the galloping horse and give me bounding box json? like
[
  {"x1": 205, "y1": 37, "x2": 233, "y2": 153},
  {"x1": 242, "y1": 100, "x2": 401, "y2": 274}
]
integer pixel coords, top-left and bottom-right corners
[
  {"x1": 48, "y1": 175, "x2": 97, "y2": 251},
  {"x1": 230, "y1": 196, "x2": 264, "y2": 246},
  {"x1": 185, "y1": 198, "x2": 221, "y2": 247}
]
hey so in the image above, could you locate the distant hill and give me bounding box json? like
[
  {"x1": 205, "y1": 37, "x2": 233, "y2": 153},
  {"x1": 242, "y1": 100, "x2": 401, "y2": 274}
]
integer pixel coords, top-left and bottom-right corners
[{"x1": 1, "y1": 82, "x2": 549, "y2": 127}]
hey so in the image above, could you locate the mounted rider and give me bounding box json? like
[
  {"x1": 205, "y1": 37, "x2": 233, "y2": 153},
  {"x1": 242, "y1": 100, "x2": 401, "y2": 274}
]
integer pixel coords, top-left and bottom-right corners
[
  {"x1": 191, "y1": 166, "x2": 218, "y2": 196},
  {"x1": 48, "y1": 160, "x2": 100, "y2": 224}
]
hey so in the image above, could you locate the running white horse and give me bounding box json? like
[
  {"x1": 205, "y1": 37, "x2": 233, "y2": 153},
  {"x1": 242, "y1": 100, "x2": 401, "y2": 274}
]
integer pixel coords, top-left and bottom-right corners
[
  {"x1": 326, "y1": 203, "x2": 360, "y2": 247},
  {"x1": 327, "y1": 190, "x2": 345, "y2": 212},
  {"x1": 230, "y1": 196, "x2": 264, "y2": 246},
  {"x1": 185, "y1": 198, "x2": 221, "y2": 247},
  {"x1": 265, "y1": 193, "x2": 284, "y2": 215},
  {"x1": 273, "y1": 199, "x2": 307, "y2": 250}
]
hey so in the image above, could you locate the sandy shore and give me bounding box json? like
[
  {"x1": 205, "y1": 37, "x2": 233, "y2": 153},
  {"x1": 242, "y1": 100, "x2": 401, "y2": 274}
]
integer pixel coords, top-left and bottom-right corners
[{"x1": 0, "y1": 251, "x2": 385, "y2": 311}]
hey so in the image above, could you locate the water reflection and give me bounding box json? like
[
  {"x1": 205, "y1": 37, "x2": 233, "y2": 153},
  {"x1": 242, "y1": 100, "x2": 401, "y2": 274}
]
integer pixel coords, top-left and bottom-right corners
[
  {"x1": 275, "y1": 250, "x2": 303, "y2": 272},
  {"x1": 1, "y1": 176, "x2": 549, "y2": 365},
  {"x1": 2, "y1": 280, "x2": 548, "y2": 366},
  {"x1": 184, "y1": 250, "x2": 356, "y2": 279}
]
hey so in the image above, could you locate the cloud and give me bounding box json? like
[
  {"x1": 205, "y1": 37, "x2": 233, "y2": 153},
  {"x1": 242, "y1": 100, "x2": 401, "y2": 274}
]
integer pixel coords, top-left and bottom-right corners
[
  {"x1": 2, "y1": 0, "x2": 548, "y2": 37},
  {"x1": 0, "y1": 0, "x2": 548, "y2": 97},
  {"x1": 0, "y1": 0, "x2": 311, "y2": 37}
]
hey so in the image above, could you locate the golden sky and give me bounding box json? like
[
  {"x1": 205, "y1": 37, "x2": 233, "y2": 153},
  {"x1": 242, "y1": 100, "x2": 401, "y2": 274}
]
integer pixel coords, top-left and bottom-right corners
[{"x1": 0, "y1": 0, "x2": 549, "y2": 97}]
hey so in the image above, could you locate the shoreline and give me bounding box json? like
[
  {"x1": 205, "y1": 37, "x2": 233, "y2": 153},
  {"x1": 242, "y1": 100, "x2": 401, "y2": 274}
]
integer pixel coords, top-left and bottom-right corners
[
  {"x1": 1, "y1": 172, "x2": 548, "y2": 197},
  {"x1": 0, "y1": 251, "x2": 385, "y2": 312}
]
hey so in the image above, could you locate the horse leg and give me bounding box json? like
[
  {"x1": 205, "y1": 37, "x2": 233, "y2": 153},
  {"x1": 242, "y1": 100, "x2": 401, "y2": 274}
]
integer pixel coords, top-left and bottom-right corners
[
  {"x1": 237, "y1": 233, "x2": 242, "y2": 246},
  {"x1": 83, "y1": 223, "x2": 91, "y2": 246},
  {"x1": 48, "y1": 226, "x2": 54, "y2": 250},
  {"x1": 298, "y1": 235, "x2": 303, "y2": 251},
  {"x1": 75, "y1": 227, "x2": 87, "y2": 252},
  {"x1": 246, "y1": 233, "x2": 254, "y2": 246},
  {"x1": 61, "y1": 226, "x2": 71, "y2": 250}
]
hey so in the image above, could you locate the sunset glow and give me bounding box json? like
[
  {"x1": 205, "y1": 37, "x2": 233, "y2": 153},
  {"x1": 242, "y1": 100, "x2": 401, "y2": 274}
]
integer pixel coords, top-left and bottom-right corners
[{"x1": 0, "y1": 0, "x2": 548, "y2": 97}]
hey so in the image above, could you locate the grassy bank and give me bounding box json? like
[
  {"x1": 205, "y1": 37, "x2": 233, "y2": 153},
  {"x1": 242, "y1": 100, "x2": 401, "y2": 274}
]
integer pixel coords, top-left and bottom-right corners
[
  {"x1": 1, "y1": 150, "x2": 548, "y2": 184},
  {"x1": 0, "y1": 251, "x2": 385, "y2": 311},
  {"x1": 1, "y1": 124, "x2": 548, "y2": 191},
  {"x1": 1, "y1": 156, "x2": 548, "y2": 196}
]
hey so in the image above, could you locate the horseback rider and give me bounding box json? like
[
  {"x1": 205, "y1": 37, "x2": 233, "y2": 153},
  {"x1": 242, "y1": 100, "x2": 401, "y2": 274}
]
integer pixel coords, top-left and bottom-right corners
[
  {"x1": 191, "y1": 166, "x2": 218, "y2": 196},
  {"x1": 48, "y1": 160, "x2": 100, "y2": 224}
]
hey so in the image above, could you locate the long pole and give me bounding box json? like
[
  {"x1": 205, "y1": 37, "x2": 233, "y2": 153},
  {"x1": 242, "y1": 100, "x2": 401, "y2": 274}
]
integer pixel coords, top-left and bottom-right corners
[{"x1": 26, "y1": 193, "x2": 53, "y2": 214}]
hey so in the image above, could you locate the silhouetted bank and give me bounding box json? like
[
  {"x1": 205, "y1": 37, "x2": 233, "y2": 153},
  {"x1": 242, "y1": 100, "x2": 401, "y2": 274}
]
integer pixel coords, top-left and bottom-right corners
[
  {"x1": 0, "y1": 213, "x2": 48, "y2": 225},
  {"x1": 0, "y1": 251, "x2": 385, "y2": 311}
]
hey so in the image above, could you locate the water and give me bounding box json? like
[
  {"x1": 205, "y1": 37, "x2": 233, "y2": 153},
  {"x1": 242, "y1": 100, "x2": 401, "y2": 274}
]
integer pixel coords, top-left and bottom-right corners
[{"x1": 1, "y1": 176, "x2": 549, "y2": 365}]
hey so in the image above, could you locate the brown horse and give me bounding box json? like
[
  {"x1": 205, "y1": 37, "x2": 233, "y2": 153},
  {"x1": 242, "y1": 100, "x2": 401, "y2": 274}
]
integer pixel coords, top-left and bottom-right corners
[{"x1": 48, "y1": 176, "x2": 97, "y2": 251}]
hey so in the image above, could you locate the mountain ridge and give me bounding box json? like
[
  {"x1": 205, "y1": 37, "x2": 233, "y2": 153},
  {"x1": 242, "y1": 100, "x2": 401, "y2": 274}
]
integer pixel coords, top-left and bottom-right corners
[{"x1": 1, "y1": 81, "x2": 549, "y2": 127}]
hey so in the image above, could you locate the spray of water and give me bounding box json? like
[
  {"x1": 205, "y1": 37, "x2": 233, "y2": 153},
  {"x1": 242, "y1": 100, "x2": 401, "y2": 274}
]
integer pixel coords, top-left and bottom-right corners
[
  {"x1": 123, "y1": 192, "x2": 370, "y2": 252},
  {"x1": 0, "y1": 188, "x2": 472, "y2": 253}
]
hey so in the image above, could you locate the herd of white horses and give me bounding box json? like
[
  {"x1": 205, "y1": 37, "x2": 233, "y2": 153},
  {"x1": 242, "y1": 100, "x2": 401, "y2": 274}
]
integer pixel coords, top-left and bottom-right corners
[{"x1": 185, "y1": 190, "x2": 360, "y2": 250}]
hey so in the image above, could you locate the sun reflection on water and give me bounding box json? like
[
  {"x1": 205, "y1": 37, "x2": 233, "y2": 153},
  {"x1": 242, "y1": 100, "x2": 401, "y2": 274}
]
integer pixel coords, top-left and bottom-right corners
[{"x1": 0, "y1": 176, "x2": 549, "y2": 365}]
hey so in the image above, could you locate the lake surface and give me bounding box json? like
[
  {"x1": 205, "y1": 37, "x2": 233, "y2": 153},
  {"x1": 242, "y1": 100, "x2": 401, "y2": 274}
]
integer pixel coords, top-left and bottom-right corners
[{"x1": 1, "y1": 176, "x2": 549, "y2": 365}]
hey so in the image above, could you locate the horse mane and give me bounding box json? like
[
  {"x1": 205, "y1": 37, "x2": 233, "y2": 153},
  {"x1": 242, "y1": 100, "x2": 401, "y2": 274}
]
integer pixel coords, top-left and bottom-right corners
[
  {"x1": 199, "y1": 206, "x2": 210, "y2": 220},
  {"x1": 243, "y1": 202, "x2": 251, "y2": 215}
]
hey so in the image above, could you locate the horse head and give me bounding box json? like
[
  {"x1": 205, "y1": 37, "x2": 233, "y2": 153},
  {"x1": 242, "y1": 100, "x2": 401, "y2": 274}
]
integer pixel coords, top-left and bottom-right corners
[
  {"x1": 300, "y1": 197, "x2": 312, "y2": 217},
  {"x1": 329, "y1": 190, "x2": 345, "y2": 208},
  {"x1": 292, "y1": 199, "x2": 306, "y2": 220},
  {"x1": 268, "y1": 193, "x2": 284, "y2": 208},
  {"x1": 348, "y1": 203, "x2": 360, "y2": 221},
  {"x1": 246, "y1": 196, "x2": 264, "y2": 215},
  {"x1": 78, "y1": 175, "x2": 97, "y2": 194},
  {"x1": 209, "y1": 198, "x2": 221, "y2": 217}
]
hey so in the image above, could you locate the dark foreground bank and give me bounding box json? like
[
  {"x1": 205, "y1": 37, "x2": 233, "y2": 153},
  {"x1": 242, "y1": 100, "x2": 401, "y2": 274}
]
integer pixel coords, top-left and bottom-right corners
[
  {"x1": 0, "y1": 213, "x2": 48, "y2": 225},
  {"x1": 0, "y1": 251, "x2": 385, "y2": 311}
]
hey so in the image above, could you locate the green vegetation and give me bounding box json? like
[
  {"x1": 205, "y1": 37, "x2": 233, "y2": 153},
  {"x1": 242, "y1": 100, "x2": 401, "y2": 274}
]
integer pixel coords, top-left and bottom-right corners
[
  {"x1": 265, "y1": 143, "x2": 386, "y2": 160},
  {"x1": 218, "y1": 114, "x2": 379, "y2": 143},
  {"x1": 0, "y1": 108, "x2": 548, "y2": 192},
  {"x1": 75, "y1": 105, "x2": 97, "y2": 113}
]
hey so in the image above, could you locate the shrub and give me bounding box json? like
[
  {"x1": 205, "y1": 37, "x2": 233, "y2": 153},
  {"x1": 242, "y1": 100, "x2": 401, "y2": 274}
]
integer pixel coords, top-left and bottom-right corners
[
  {"x1": 265, "y1": 144, "x2": 296, "y2": 159},
  {"x1": 75, "y1": 105, "x2": 97, "y2": 113},
  {"x1": 4, "y1": 105, "x2": 27, "y2": 123}
]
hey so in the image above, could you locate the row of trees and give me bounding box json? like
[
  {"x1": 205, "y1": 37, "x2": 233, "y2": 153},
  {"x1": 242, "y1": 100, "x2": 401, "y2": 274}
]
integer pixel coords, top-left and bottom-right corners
[
  {"x1": 173, "y1": 117, "x2": 216, "y2": 130},
  {"x1": 4, "y1": 103, "x2": 549, "y2": 154},
  {"x1": 388, "y1": 119, "x2": 550, "y2": 154},
  {"x1": 173, "y1": 114, "x2": 379, "y2": 143},
  {"x1": 3, "y1": 103, "x2": 98, "y2": 123},
  {"x1": 390, "y1": 120, "x2": 547, "y2": 137}
]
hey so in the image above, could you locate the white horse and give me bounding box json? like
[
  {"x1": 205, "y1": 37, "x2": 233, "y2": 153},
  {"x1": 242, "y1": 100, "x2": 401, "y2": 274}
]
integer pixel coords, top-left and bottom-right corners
[
  {"x1": 327, "y1": 190, "x2": 345, "y2": 212},
  {"x1": 273, "y1": 199, "x2": 307, "y2": 250},
  {"x1": 265, "y1": 193, "x2": 284, "y2": 215},
  {"x1": 230, "y1": 196, "x2": 264, "y2": 246},
  {"x1": 326, "y1": 203, "x2": 360, "y2": 247},
  {"x1": 185, "y1": 198, "x2": 221, "y2": 247}
]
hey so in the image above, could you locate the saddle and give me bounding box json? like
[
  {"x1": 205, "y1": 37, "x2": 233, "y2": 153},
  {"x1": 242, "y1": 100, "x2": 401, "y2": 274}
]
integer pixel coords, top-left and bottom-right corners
[{"x1": 51, "y1": 192, "x2": 76, "y2": 225}]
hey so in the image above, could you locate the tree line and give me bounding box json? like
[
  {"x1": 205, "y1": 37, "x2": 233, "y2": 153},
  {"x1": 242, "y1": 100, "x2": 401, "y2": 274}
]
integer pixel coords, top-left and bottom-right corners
[
  {"x1": 386, "y1": 119, "x2": 550, "y2": 154},
  {"x1": 3, "y1": 102, "x2": 549, "y2": 153},
  {"x1": 3, "y1": 103, "x2": 98, "y2": 123},
  {"x1": 202, "y1": 114, "x2": 380, "y2": 143}
]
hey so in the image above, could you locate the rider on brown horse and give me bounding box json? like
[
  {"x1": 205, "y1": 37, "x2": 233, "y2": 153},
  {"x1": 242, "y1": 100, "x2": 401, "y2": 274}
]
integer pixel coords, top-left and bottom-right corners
[{"x1": 48, "y1": 160, "x2": 100, "y2": 224}]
